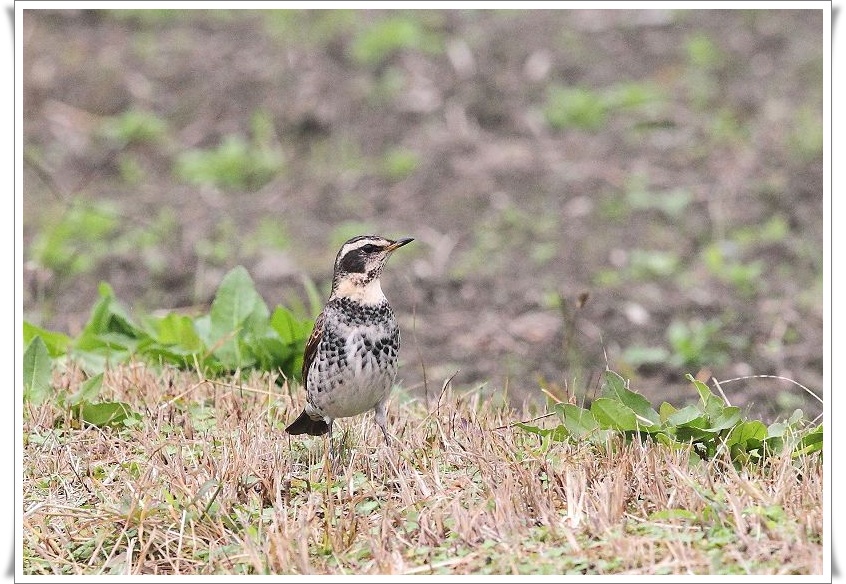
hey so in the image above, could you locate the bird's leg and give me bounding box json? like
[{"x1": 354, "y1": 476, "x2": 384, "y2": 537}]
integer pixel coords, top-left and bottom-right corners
[
  {"x1": 374, "y1": 399, "x2": 391, "y2": 445},
  {"x1": 327, "y1": 419, "x2": 343, "y2": 470}
]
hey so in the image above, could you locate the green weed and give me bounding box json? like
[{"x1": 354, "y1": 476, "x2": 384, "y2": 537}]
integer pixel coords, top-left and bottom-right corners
[
  {"x1": 175, "y1": 130, "x2": 284, "y2": 191},
  {"x1": 544, "y1": 82, "x2": 666, "y2": 132},
  {"x1": 351, "y1": 13, "x2": 444, "y2": 66},
  {"x1": 683, "y1": 32, "x2": 723, "y2": 109},
  {"x1": 621, "y1": 317, "x2": 745, "y2": 372},
  {"x1": 788, "y1": 104, "x2": 823, "y2": 162},
  {"x1": 627, "y1": 249, "x2": 682, "y2": 279},
  {"x1": 685, "y1": 33, "x2": 723, "y2": 70},
  {"x1": 666, "y1": 317, "x2": 746, "y2": 370},
  {"x1": 99, "y1": 108, "x2": 168, "y2": 146},
  {"x1": 263, "y1": 9, "x2": 358, "y2": 47},
  {"x1": 701, "y1": 241, "x2": 765, "y2": 297},
  {"x1": 29, "y1": 199, "x2": 120, "y2": 278},
  {"x1": 379, "y1": 147, "x2": 419, "y2": 181},
  {"x1": 544, "y1": 86, "x2": 608, "y2": 131},
  {"x1": 519, "y1": 370, "x2": 822, "y2": 465},
  {"x1": 624, "y1": 175, "x2": 694, "y2": 218},
  {"x1": 23, "y1": 266, "x2": 312, "y2": 382}
]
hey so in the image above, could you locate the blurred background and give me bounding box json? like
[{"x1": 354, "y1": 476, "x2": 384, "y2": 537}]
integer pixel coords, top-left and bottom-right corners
[{"x1": 21, "y1": 8, "x2": 824, "y2": 422}]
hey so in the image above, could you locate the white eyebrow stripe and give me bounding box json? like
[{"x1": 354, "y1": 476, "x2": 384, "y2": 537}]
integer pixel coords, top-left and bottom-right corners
[{"x1": 339, "y1": 237, "x2": 388, "y2": 258}]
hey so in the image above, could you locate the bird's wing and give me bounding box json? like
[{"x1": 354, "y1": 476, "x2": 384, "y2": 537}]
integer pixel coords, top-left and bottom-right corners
[{"x1": 301, "y1": 309, "x2": 326, "y2": 389}]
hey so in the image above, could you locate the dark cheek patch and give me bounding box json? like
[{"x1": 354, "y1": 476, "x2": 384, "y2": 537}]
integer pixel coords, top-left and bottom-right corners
[{"x1": 339, "y1": 250, "x2": 367, "y2": 273}]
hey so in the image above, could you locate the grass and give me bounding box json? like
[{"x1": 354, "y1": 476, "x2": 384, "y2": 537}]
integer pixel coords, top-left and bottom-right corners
[{"x1": 22, "y1": 363, "x2": 823, "y2": 575}]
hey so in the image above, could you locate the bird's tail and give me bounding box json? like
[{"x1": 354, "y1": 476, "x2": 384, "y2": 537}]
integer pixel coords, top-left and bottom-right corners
[{"x1": 285, "y1": 410, "x2": 330, "y2": 436}]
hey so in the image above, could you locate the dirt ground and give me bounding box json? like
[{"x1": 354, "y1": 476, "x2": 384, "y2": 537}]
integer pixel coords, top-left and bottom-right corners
[{"x1": 21, "y1": 8, "x2": 825, "y2": 423}]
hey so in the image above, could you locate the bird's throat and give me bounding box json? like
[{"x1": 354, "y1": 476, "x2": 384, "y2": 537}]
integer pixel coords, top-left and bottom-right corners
[{"x1": 333, "y1": 277, "x2": 387, "y2": 305}]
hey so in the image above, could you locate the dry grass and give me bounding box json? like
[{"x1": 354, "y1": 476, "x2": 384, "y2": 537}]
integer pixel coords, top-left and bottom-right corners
[{"x1": 22, "y1": 363, "x2": 823, "y2": 575}]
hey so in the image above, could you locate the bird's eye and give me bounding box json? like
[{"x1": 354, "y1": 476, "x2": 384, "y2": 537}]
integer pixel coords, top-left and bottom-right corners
[{"x1": 361, "y1": 244, "x2": 380, "y2": 253}]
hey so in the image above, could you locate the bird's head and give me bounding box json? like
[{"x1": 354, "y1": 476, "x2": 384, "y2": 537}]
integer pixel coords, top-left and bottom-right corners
[{"x1": 330, "y1": 235, "x2": 414, "y2": 301}]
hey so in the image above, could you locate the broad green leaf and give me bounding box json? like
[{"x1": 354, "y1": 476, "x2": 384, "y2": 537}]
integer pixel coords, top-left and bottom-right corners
[
  {"x1": 602, "y1": 370, "x2": 660, "y2": 426},
  {"x1": 555, "y1": 403, "x2": 599, "y2": 439},
  {"x1": 209, "y1": 266, "x2": 268, "y2": 369},
  {"x1": 686, "y1": 374, "x2": 725, "y2": 416},
  {"x1": 792, "y1": 426, "x2": 823, "y2": 457},
  {"x1": 787, "y1": 409, "x2": 804, "y2": 426},
  {"x1": 767, "y1": 422, "x2": 787, "y2": 439},
  {"x1": 138, "y1": 342, "x2": 203, "y2": 368},
  {"x1": 23, "y1": 322, "x2": 71, "y2": 357},
  {"x1": 648, "y1": 508, "x2": 698, "y2": 522},
  {"x1": 514, "y1": 422, "x2": 545, "y2": 435},
  {"x1": 210, "y1": 266, "x2": 269, "y2": 332},
  {"x1": 270, "y1": 306, "x2": 312, "y2": 343},
  {"x1": 659, "y1": 401, "x2": 677, "y2": 423},
  {"x1": 671, "y1": 406, "x2": 716, "y2": 443},
  {"x1": 193, "y1": 314, "x2": 212, "y2": 346},
  {"x1": 243, "y1": 330, "x2": 285, "y2": 370},
  {"x1": 726, "y1": 420, "x2": 767, "y2": 448},
  {"x1": 601, "y1": 369, "x2": 628, "y2": 396},
  {"x1": 68, "y1": 347, "x2": 131, "y2": 375},
  {"x1": 665, "y1": 405, "x2": 704, "y2": 427},
  {"x1": 23, "y1": 336, "x2": 53, "y2": 405},
  {"x1": 80, "y1": 282, "x2": 144, "y2": 339},
  {"x1": 763, "y1": 434, "x2": 786, "y2": 456},
  {"x1": 66, "y1": 373, "x2": 104, "y2": 407},
  {"x1": 157, "y1": 313, "x2": 201, "y2": 348},
  {"x1": 654, "y1": 432, "x2": 679, "y2": 448},
  {"x1": 514, "y1": 422, "x2": 568, "y2": 442},
  {"x1": 706, "y1": 406, "x2": 742, "y2": 432},
  {"x1": 72, "y1": 401, "x2": 140, "y2": 427},
  {"x1": 591, "y1": 398, "x2": 640, "y2": 432}
]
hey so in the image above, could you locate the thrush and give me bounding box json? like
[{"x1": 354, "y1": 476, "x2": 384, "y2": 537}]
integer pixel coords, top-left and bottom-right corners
[{"x1": 285, "y1": 235, "x2": 414, "y2": 445}]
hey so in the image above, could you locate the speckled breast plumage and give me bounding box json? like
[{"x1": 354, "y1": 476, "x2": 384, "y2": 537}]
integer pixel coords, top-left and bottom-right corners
[{"x1": 306, "y1": 297, "x2": 400, "y2": 420}]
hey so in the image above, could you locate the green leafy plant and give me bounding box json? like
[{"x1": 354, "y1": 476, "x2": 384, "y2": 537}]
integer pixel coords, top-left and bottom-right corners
[
  {"x1": 23, "y1": 266, "x2": 312, "y2": 381},
  {"x1": 519, "y1": 370, "x2": 822, "y2": 465},
  {"x1": 379, "y1": 147, "x2": 419, "y2": 181},
  {"x1": 23, "y1": 336, "x2": 52, "y2": 405},
  {"x1": 627, "y1": 249, "x2": 682, "y2": 279},
  {"x1": 263, "y1": 9, "x2": 358, "y2": 47},
  {"x1": 666, "y1": 317, "x2": 741, "y2": 370},
  {"x1": 685, "y1": 33, "x2": 723, "y2": 70},
  {"x1": 99, "y1": 109, "x2": 168, "y2": 146},
  {"x1": 701, "y1": 241, "x2": 765, "y2": 296},
  {"x1": 544, "y1": 82, "x2": 666, "y2": 132},
  {"x1": 24, "y1": 333, "x2": 138, "y2": 428},
  {"x1": 544, "y1": 86, "x2": 608, "y2": 131},
  {"x1": 351, "y1": 14, "x2": 443, "y2": 66},
  {"x1": 29, "y1": 199, "x2": 120, "y2": 277},
  {"x1": 788, "y1": 104, "x2": 823, "y2": 162},
  {"x1": 621, "y1": 317, "x2": 744, "y2": 372},
  {"x1": 681, "y1": 32, "x2": 725, "y2": 110},
  {"x1": 174, "y1": 134, "x2": 284, "y2": 191},
  {"x1": 624, "y1": 175, "x2": 694, "y2": 219}
]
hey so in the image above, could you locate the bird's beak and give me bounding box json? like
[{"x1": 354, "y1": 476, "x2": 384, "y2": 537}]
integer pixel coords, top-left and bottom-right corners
[{"x1": 385, "y1": 237, "x2": 414, "y2": 252}]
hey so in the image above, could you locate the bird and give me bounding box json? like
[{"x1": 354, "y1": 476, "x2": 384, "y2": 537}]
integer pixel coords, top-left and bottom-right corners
[{"x1": 285, "y1": 234, "x2": 414, "y2": 446}]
